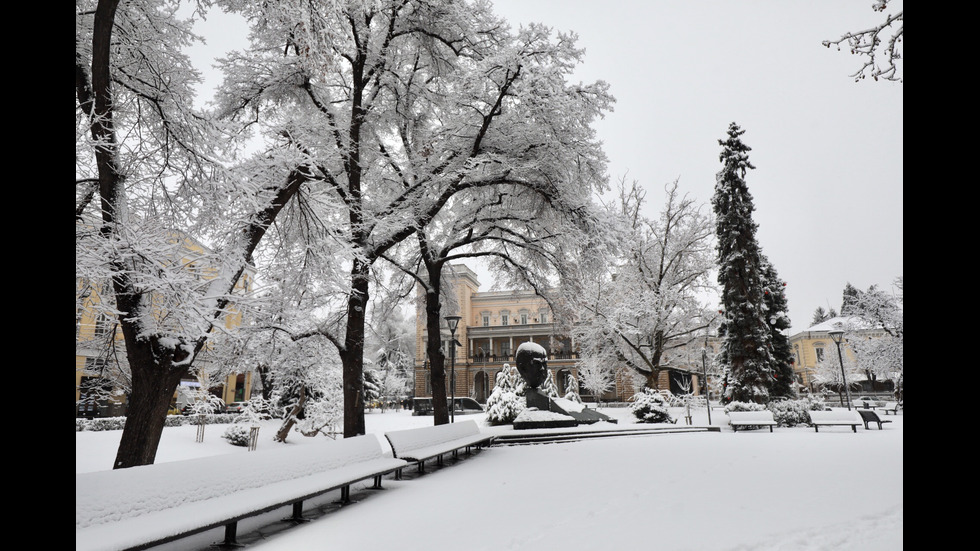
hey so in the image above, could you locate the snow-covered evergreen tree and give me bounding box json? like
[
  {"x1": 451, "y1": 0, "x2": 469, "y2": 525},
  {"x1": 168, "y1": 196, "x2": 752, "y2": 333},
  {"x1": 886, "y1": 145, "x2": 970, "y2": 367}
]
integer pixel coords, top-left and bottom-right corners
[
  {"x1": 485, "y1": 364, "x2": 526, "y2": 425},
  {"x1": 362, "y1": 369, "x2": 382, "y2": 409},
  {"x1": 629, "y1": 387, "x2": 675, "y2": 424},
  {"x1": 563, "y1": 376, "x2": 583, "y2": 403},
  {"x1": 712, "y1": 123, "x2": 775, "y2": 404},
  {"x1": 840, "y1": 283, "x2": 861, "y2": 314},
  {"x1": 810, "y1": 306, "x2": 837, "y2": 326},
  {"x1": 538, "y1": 369, "x2": 561, "y2": 400},
  {"x1": 761, "y1": 256, "x2": 797, "y2": 399}
]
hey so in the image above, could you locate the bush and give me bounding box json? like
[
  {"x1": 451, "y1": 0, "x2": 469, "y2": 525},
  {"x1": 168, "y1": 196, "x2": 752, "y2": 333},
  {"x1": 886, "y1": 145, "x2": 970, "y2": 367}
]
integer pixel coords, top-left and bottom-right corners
[
  {"x1": 723, "y1": 401, "x2": 766, "y2": 414},
  {"x1": 486, "y1": 390, "x2": 525, "y2": 426},
  {"x1": 222, "y1": 424, "x2": 252, "y2": 447},
  {"x1": 766, "y1": 396, "x2": 829, "y2": 426},
  {"x1": 766, "y1": 399, "x2": 811, "y2": 427},
  {"x1": 629, "y1": 388, "x2": 676, "y2": 424},
  {"x1": 75, "y1": 413, "x2": 241, "y2": 431}
]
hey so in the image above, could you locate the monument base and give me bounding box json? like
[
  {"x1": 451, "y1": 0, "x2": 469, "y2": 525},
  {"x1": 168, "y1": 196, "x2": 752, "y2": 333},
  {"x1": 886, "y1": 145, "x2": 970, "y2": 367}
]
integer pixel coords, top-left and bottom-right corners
[{"x1": 513, "y1": 390, "x2": 618, "y2": 429}]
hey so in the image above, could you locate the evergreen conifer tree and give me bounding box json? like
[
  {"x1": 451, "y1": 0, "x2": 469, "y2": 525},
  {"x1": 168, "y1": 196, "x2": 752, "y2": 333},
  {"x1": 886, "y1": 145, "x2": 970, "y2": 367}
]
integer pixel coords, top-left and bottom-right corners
[
  {"x1": 841, "y1": 282, "x2": 860, "y2": 315},
  {"x1": 811, "y1": 307, "x2": 829, "y2": 326},
  {"x1": 485, "y1": 364, "x2": 526, "y2": 425},
  {"x1": 563, "y1": 376, "x2": 583, "y2": 403},
  {"x1": 538, "y1": 369, "x2": 561, "y2": 400},
  {"x1": 761, "y1": 256, "x2": 797, "y2": 399},
  {"x1": 712, "y1": 122, "x2": 775, "y2": 404}
]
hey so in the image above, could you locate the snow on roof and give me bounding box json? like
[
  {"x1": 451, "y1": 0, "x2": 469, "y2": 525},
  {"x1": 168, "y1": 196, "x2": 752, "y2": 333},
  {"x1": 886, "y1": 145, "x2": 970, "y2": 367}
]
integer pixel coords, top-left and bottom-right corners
[{"x1": 805, "y1": 316, "x2": 872, "y2": 332}]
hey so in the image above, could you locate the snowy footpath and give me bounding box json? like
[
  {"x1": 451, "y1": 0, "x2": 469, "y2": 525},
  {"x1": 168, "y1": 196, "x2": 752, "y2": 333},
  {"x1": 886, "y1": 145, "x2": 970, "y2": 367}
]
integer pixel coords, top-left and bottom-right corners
[{"x1": 76, "y1": 407, "x2": 902, "y2": 551}]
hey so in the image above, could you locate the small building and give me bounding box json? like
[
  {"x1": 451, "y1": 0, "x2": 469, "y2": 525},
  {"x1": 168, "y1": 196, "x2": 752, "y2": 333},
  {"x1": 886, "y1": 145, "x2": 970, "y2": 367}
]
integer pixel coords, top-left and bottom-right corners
[{"x1": 788, "y1": 316, "x2": 896, "y2": 397}]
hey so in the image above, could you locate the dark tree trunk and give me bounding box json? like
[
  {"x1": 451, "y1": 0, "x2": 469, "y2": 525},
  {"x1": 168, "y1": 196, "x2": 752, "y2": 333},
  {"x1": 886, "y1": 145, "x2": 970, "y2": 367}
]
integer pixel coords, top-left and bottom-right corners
[
  {"x1": 424, "y1": 277, "x2": 450, "y2": 425},
  {"x1": 342, "y1": 259, "x2": 369, "y2": 437},
  {"x1": 111, "y1": 336, "x2": 186, "y2": 468}
]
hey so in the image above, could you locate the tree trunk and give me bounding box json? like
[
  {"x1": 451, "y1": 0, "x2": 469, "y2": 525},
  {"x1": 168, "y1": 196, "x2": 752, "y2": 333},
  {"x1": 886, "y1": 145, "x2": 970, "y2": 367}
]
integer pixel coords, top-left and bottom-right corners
[
  {"x1": 275, "y1": 386, "x2": 307, "y2": 442},
  {"x1": 424, "y1": 279, "x2": 450, "y2": 425},
  {"x1": 112, "y1": 341, "x2": 184, "y2": 469},
  {"x1": 342, "y1": 259, "x2": 369, "y2": 437}
]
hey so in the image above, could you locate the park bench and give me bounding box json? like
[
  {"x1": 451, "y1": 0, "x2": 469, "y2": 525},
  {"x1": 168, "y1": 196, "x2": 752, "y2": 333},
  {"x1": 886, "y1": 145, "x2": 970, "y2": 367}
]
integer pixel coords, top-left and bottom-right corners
[
  {"x1": 384, "y1": 419, "x2": 494, "y2": 477},
  {"x1": 857, "y1": 409, "x2": 893, "y2": 430},
  {"x1": 75, "y1": 434, "x2": 408, "y2": 551},
  {"x1": 808, "y1": 409, "x2": 861, "y2": 432},
  {"x1": 727, "y1": 410, "x2": 778, "y2": 432},
  {"x1": 881, "y1": 401, "x2": 901, "y2": 415}
]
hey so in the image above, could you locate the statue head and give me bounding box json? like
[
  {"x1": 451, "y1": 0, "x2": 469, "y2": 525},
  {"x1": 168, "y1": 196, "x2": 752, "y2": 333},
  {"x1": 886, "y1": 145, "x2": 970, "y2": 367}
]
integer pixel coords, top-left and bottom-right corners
[{"x1": 515, "y1": 342, "x2": 548, "y2": 389}]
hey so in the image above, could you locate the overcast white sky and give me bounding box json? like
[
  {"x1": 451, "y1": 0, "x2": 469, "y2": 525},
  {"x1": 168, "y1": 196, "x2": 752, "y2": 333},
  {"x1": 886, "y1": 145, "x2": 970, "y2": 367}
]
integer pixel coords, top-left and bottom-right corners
[
  {"x1": 190, "y1": 1, "x2": 903, "y2": 335},
  {"x1": 488, "y1": 0, "x2": 903, "y2": 335}
]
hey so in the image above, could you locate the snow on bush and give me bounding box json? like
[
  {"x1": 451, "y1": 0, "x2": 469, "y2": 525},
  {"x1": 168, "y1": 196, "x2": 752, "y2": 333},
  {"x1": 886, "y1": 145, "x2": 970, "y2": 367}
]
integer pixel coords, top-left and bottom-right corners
[
  {"x1": 75, "y1": 414, "x2": 242, "y2": 432},
  {"x1": 485, "y1": 364, "x2": 526, "y2": 425},
  {"x1": 767, "y1": 396, "x2": 828, "y2": 427},
  {"x1": 222, "y1": 424, "x2": 252, "y2": 446},
  {"x1": 629, "y1": 388, "x2": 676, "y2": 424},
  {"x1": 724, "y1": 401, "x2": 767, "y2": 414}
]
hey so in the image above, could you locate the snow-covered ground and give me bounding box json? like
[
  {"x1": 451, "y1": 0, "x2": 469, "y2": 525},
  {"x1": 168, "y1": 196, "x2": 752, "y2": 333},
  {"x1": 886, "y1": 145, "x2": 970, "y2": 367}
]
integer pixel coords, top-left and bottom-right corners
[{"x1": 76, "y1": 405, "x2": 902, "y2": 550}]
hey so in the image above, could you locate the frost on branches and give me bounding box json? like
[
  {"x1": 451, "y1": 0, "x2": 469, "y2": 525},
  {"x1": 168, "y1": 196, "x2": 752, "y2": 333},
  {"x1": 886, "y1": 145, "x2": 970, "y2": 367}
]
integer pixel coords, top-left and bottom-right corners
[{"x1": 629, "y1": 388, "x2": 676, "y2": 424}]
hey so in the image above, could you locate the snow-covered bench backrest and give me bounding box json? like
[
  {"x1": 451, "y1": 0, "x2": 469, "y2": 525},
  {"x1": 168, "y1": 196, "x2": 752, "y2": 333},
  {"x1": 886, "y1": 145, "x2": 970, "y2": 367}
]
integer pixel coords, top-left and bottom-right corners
[
  {"x1": 727, "y1": 411, "x2": 776, "y2": 424},
  {"x1": 76, "y1": 434, "x2": 388, "y2": 529},
  {"x1": 384, "y1": 419, "x2": 482, "y2": 456},
  {"x1": 809, "y1": 410, "x2": 861, "y2": 424}
]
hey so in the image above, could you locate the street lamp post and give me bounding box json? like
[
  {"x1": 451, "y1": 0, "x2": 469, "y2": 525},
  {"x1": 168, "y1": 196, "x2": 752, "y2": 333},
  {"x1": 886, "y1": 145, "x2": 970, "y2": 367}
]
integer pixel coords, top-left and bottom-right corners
[
  {"x1": 827, "y1": 329, "x2": 851, "y2": 410},
  {"x1": 701, "y1": 347, "x2": 711, "y2": 425},
  {"x1": 445, "y1": 315, "x2": 461, "y2": 423}
]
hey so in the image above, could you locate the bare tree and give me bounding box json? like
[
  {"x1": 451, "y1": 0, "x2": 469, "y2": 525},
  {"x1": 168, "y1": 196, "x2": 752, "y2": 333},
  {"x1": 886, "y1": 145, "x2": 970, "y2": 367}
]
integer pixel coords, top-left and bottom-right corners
[
  {"x1": 823, "y1": 0, "x2": 903, "y2": 82},
  {"x1": 572, "y1": 179, "x2": 717, "y2": 391},
  {"x1": 76, "y1": 0, "x2": 312, "y2": 468},
  {"x1": 214, "y1": 1, "x2": 612, "y2": 436}
]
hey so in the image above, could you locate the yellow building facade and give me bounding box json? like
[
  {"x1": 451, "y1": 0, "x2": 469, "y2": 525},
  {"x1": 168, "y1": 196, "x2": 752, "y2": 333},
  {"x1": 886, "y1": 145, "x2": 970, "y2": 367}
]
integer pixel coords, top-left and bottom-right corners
[
  {"x1": 75, "y1": 232, "x2": 254, "y2": 417},
  {"x1": 787, "y1": 316, "x2": 895, "y2": 397},
  {"x1": 413, "y1": 264, "x2": 717, "y2": 404}
]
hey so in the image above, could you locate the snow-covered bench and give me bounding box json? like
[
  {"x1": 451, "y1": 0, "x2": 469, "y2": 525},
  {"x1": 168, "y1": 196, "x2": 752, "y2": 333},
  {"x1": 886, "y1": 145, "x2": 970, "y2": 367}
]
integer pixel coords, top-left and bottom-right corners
[
  {"x1": 727, "y1": 410, "x2": 777, "y2": 432},
  {"x1": 808, "y1": 409, "x2": 861, "y2": 432},
  {"x1": 881, "y1": 401, "x2": 902, "y2": 415},
  {"x1": 75, "y1": 434, "x2": 408, "y2": 551},
  {"x1": 384, "y1": 419, "x2": 493, "y2": 476}
]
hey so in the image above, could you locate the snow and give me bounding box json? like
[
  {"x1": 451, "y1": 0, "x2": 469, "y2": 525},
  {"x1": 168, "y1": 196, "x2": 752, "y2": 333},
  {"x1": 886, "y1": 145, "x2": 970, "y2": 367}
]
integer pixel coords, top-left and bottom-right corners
[
  {"x1": 516, "y1": 341, "x2": 547, "y2": 356},
  {"x1": 76, "y1": 406, "x2": 903, "y2": 550}
]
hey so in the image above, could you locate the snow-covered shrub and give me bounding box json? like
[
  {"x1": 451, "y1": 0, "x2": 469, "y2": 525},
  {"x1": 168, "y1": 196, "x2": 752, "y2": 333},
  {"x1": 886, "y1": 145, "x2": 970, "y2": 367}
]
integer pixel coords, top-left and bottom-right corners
[
  {"x1": 485, "y1": 364, "x2": 526, "y2": 425},
  {"x1": 222, "y1": 424, "x2": 251, "y2": 446},
  {"x1": 723, "y1": 401, "x2": 767, "y2": 414},
  {"x1": 629, "y1": 388, "x2": 676, "y2": 424},
  {"x1": 765, "y1": 397, "x2": 826, "y2": 426},
  {"x1": 562, "y1": 376, "x2": 583, "y2": 403},
  {"x1": 83, "y1": 416, "x2": 128, "y2": 431},
  {"x1": 164, "y1": 415, "x2": 186, "y2": 427}
]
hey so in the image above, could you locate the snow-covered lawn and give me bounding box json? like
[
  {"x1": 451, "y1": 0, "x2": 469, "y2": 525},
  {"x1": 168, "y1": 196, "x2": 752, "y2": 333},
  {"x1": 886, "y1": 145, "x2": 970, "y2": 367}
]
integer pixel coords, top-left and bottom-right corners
[{"x1": 76, "y1": 406, "x2": 902, "y2": 551}]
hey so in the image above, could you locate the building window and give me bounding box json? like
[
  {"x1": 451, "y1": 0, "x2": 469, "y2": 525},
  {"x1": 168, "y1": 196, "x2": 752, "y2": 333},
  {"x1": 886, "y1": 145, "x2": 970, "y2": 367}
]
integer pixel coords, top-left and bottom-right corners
[
  {"x1": 500, "y1": 310, "x2": 509, "y2": 326},
  {"x1": 483, "y1": 315, "x2": 490, "y2": 327},
  {"x1": 815, "y1": 347, "x2": 825, "y2": 363},
  {"x1": 539, "y1": 312, "x2": 548, "y2": 324},
  {"x1": 520, "y1": 313, "x2": 528, "y2": 325},
  {"x1": 94, "y1": 312, "x2": 114, "y2": 339}
]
